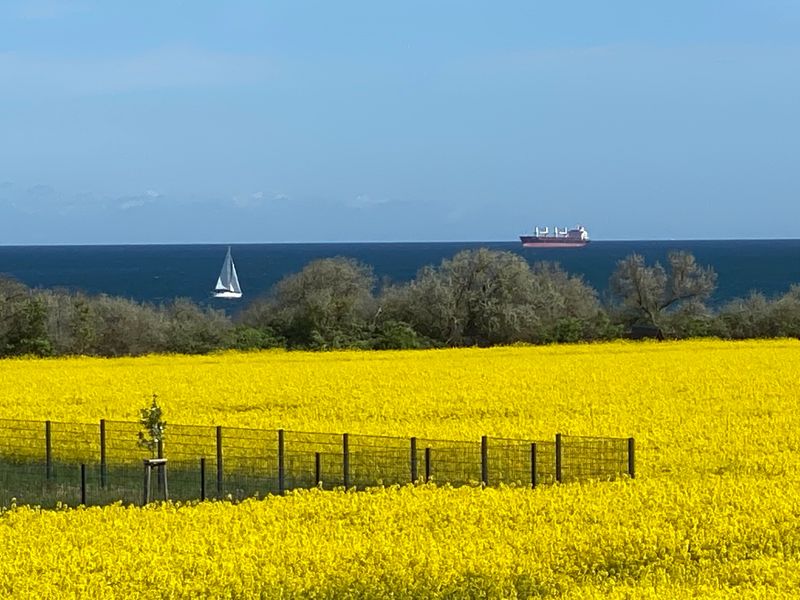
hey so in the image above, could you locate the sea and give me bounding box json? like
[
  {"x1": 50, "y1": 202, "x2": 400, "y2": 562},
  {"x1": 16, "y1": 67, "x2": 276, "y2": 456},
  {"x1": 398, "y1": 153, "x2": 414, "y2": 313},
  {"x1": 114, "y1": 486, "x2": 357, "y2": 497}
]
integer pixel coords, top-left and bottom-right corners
[{"x1": 1, "y1": 240, "x2": 799, "y2": 313}]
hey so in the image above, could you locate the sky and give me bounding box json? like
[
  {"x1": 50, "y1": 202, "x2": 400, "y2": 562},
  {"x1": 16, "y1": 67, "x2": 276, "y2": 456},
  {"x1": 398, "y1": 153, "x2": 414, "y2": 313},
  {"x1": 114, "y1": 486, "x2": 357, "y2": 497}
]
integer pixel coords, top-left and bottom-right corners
[{"x1": 1, "y1": 1, "x2": 799, "y2": 244}]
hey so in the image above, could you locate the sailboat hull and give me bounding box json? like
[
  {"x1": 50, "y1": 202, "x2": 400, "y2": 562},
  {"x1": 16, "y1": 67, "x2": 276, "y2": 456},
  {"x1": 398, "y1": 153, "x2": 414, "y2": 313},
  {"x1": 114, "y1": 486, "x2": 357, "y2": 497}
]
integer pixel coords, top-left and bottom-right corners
[{"x1": 212, "y1": 291, "x2": 243, "y2": 299}]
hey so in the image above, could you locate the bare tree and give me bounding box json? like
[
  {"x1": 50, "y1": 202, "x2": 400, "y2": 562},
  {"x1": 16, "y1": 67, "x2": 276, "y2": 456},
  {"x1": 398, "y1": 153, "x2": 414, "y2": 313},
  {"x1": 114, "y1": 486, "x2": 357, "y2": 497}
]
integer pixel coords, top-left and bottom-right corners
[{"x1": 609, "y1": 251, "x2": 717, "y2": 330}]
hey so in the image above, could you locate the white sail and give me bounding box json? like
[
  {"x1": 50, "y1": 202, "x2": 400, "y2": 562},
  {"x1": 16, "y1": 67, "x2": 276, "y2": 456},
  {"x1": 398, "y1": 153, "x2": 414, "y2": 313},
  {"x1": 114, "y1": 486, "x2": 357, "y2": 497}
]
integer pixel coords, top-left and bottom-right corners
[
  {"x1": 213, "y1": 247, "x2": 243, "y2": 298},
  {"x1": 228, "y1": 257, "x2": 242, "y2": 293}
]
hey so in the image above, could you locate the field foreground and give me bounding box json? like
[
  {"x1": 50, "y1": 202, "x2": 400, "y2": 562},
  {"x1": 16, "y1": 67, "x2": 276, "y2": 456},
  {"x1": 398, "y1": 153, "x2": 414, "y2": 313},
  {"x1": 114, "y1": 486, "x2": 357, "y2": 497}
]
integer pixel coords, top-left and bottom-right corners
[{"x1": 1, "y1": 340, "x2": 800, "y2": 598}]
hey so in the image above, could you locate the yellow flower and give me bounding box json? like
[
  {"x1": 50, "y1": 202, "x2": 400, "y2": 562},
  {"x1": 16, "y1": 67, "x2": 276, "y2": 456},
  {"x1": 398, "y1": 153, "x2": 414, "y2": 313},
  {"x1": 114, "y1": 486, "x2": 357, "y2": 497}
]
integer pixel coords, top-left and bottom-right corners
[{"x1": 0, "y1": 339, "x2": 799, "y2": 597}]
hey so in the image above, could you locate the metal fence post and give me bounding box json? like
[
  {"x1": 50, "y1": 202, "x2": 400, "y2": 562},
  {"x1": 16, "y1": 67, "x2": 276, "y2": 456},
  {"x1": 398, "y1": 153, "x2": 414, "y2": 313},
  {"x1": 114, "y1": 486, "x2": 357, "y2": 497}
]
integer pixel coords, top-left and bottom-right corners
[
  {"x1": 99, "y1": 419, "x2": 107, "y2": 488},
  {"x1": 530, "y1": 442, "x2": 538, "y2": 488},
  {"x1": 278, "y1": 429, "x2": 285, "y2": 494},
  {"x1": 216, "y1": 426, "x2": 223, "y2": 495},
  {"x1": 424, "y1": 447, "x2": 431, "y2": 483},
  {"x1": 315, "y1": 452, "x2": 322, "y2": 487},
  {"x1": 200, "y1": 457, "x2": 206, "y2": 501},
  {"x1": 343, "y1": 433, "x2": 350, "y2": 489},
  {"x1": 627, "y1": 437, "x2": 635, "y2": 479},
  {"x1": 481, "y1": 435, "x2": 489, "y2": 487},
  {"x1": 410, "y1": 437, "x2": 418, "y2": 483},
  {"x1": 80, "y1": 463, "x2": 87, "y2": 505},
  {"x1": 555, "y1": 433, "x2": 563, "y2": 483},
  {"x1": 45, "y1": 420, "x2": 52, "y2": 480}
]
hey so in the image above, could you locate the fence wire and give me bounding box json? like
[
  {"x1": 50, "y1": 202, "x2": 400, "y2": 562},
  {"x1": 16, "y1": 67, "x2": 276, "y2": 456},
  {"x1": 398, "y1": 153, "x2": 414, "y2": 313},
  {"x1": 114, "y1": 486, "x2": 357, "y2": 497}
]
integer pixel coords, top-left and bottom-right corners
[
  {"x1": 0, "y1": 418, "x2": 633, "y2": 508},
  {"x1": 284, "y1": 430, "x2": 344, "y2": 490},
  {"x1": 487, "y1": 437, "x2": 557, "y2": 487},
  {"x1": 349, "y1": 434, "x2": 411, "y2": 488},
  {"x1": 415, "y1": 438, "x2": 483, "y2": 487},
  {"x1": 0, "y1": 419, "x2": 46, "y2": 462},
  {"x1": 561, "y1": 435, "x2": 630, "y2": 483}
]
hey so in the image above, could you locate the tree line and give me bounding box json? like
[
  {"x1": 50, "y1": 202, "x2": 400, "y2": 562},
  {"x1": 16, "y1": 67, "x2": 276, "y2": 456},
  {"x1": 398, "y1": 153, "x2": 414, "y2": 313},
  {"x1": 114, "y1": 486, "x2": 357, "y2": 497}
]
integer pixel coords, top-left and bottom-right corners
[{"x1": 1, "y1": 248, "x2": 799, "y2": 357}]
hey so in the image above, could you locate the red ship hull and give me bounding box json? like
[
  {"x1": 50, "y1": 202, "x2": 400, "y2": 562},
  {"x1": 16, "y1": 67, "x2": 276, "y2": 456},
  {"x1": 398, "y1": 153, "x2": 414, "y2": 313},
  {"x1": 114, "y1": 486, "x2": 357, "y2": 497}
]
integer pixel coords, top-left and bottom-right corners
[{"x1": 520, "y1": 236, "x2": 589, "y2": 248}]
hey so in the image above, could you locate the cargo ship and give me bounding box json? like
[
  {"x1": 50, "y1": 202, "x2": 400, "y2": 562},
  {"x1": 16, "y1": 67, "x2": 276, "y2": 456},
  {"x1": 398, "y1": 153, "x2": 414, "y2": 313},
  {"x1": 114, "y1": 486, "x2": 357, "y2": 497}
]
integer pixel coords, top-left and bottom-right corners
[{"x1": 520, "y1": 225, "x2": 589, "y2": 248}]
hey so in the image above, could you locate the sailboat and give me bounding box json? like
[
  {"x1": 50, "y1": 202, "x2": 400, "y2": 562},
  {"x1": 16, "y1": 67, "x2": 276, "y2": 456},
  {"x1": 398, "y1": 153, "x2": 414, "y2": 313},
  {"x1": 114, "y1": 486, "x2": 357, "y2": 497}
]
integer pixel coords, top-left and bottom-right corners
[{"x1": 212, "y1": 246, "x2": 243, "y2": 299}]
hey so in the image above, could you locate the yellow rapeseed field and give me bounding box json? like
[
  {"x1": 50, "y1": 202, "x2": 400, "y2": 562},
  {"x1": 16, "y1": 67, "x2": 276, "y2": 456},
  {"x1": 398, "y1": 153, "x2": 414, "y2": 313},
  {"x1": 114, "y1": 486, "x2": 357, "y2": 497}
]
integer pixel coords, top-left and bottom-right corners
[{"x1": 1, "y1": 339, "x2": 799, "y2": 598}]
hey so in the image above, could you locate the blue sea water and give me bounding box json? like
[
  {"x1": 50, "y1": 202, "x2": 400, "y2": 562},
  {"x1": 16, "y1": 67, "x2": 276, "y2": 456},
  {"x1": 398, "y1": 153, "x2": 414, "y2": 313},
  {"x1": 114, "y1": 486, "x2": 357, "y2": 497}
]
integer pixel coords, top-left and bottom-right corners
[{"x1": 0, "y1": 240, "x2": 798, "y2": 312}]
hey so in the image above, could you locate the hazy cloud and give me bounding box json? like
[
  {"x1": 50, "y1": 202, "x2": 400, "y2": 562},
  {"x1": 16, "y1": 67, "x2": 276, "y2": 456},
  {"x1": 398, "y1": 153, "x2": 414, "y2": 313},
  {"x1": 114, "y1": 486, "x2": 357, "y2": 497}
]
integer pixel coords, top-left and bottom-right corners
[
  {"x1": 9, "y1": 184, "x2": 58, "y2": 214},
  {"x1": 347, "y1": 194, "x2": 392, "y2": 209},
  {"x1": 231, "y1": 191, "x2": 291, "y2": 208},
  {"x1": 231, "y1": 192, "x2": 264, "y2": 209},
  {"x1": 0, "y1": 186, "x2": 113, "y2": 217},
  {"x1": 118, "y1": 199, "x2": 147, "y2": 211},
  {"x1": 117, "y1": 190, "x2": 163, "y2": 211}
]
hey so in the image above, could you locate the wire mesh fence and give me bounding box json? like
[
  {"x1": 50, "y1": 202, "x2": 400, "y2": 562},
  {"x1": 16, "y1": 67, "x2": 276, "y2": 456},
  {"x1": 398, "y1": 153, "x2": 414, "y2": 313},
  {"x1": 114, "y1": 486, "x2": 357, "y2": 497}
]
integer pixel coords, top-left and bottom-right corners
[
  {"x1": 414, "y1": 437, "x2": 483, "y2": 486},
  {"x1": 560, "y1": 435, "x2": 631, "y2": 483},
  {"x1": 283, "y1": 430, "x2": 344, "y2": 491},
  {"x1": 0, "y1": 418, "x2": 634, "y2": 508},
  {"x1": 349, "y1": 433, "x2": 412, "y2": 488},
  {"x1": 486, "y1": 437, "x2": 557, "y2": 487}
]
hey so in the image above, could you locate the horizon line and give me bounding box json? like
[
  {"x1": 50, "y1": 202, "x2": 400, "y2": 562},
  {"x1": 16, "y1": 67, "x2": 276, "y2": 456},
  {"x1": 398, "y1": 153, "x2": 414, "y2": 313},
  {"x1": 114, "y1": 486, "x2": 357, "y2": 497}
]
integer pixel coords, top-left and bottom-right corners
[{"x1": 1, "y1": 236, "x2": 800, "y2": 248}]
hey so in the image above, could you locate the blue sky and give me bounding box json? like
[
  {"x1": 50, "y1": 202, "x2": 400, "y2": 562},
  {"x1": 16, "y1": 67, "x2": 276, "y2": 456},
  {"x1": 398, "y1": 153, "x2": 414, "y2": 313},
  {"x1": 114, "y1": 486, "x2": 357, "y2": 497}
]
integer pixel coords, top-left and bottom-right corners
[{"x1": 1, "y1": 1, "x2": 799, "y2": 243}]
